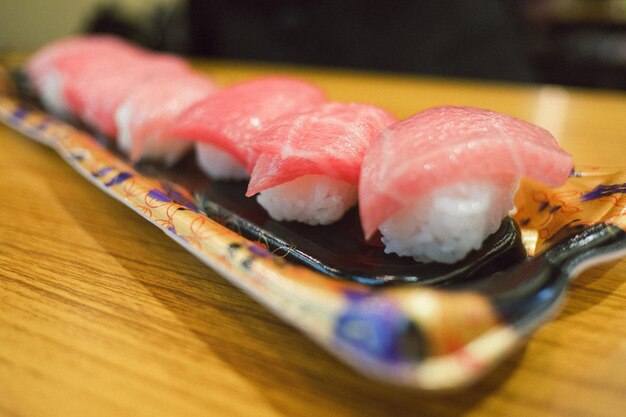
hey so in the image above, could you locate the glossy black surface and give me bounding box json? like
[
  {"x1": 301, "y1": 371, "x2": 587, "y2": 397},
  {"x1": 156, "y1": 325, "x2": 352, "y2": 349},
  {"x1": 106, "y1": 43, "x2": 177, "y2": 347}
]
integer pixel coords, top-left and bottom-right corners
[
  {"x1": 448, "y1": 223, "x2": 626, "y2": 326},
  {"x1": 138, "y1": 154, "x2": 528, "y2": 286}
]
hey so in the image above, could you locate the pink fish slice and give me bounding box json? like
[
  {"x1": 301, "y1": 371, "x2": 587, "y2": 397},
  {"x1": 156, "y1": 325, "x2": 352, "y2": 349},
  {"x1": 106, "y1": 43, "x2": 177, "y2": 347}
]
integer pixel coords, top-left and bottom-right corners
[
  {"x1": 167, "y1": 76, "x2": 327, "y2": 180},
  {"x1": 115, "y1": 72, "x2": 219, "y2": 166}
]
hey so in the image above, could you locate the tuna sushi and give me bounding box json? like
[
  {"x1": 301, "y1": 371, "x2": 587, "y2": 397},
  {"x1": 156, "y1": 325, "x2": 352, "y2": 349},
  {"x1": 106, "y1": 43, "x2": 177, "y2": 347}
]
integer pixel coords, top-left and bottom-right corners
[
  {"x1": 167, "y1": 77, "x2": 327, "y2": 180},
  {"x1": 246, "y1": 102, "x2": 397, "y2": 225},
  {"x1": 359, "y1": 105, "x2": 574, "y2": 264},
  {"x1": 114, "y1": 72, "x2": 219, "y2": 165},
  {"x1": 27, "y1": 35, "x2": 134, "y2": 85},
  {"x1": 26, "y1": 35, "x2": 191, "y2": 136},
  {"x1": 64, "y1": 52, "x2": 190, "y2": 137},
  {"x1": 26, "y1": 35, "x2": 139, "y2": 117}
]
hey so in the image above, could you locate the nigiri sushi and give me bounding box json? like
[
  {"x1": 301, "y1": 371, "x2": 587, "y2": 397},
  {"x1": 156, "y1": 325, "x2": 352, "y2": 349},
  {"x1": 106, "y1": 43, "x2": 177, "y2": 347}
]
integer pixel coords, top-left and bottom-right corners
[
  {"x1": 26, "y1": 35, "x2": 139, "y2": 117},
  {"x1": 66, "y1": 52, "x2": 190, "y2": 137},
  {"x1": 359, "y1": 106, "x2": 574, "y2": 264},
  {"x1": 27, "y1": 35, "x2": 133, "y2": 87},
  {"x1": 27, "y1": 35, "x2": 191, "y2": 136},
  {"x1": 167, "y1": 77, "x2": 327, "y2": 180},
  {"x1": 246, "y1": 102, "x2": 397, "y2": 225},
  {"x1": 115, "y1": 72, "x2": 219, "y2": 165}
]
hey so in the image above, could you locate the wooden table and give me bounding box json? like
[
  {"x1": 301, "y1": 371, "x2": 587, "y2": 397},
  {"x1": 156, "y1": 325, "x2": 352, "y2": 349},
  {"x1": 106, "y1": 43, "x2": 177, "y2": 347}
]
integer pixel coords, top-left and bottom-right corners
[{"x1": 1, "y1": 59, "x2": 625, "y2": 417}]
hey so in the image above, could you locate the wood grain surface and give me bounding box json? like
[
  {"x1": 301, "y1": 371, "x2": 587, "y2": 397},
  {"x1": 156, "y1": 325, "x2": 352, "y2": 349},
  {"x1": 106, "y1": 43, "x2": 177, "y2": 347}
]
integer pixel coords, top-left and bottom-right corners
[{"x1": 1, "y1": 58, "x2": 626, "y2": 417}]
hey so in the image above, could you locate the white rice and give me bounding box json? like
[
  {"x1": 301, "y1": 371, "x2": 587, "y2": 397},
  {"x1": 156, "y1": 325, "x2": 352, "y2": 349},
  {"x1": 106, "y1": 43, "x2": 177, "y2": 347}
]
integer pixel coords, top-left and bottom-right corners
[
  {"x1": 379, "y1": 181, "x2": 517, "y2": 264},
  {"x1": 115, "y1": 102, "x2": 134, "y2": 156},
  {"x1": 39, "y1": 71, "x2": 70, "y2": 117},
  {"x1": 115, "y1": 102, "x2": 192, "y2": 166},
  {"x1": 257, "y1": 175, "x2": 357, "y2": 225},
  {"x1": 195, "y1": 143, "x2": 249, "y2": 180}
]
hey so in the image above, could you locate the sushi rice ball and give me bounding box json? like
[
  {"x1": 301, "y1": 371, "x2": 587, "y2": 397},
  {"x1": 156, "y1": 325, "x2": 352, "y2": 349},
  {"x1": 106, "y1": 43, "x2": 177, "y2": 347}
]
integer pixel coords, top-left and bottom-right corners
[
  {"x1": 359, "y1": 106, "x2": 574, "y2": 264},
  {"x1": 246, "y1": 102, "x2": 397, "y2": 225}
]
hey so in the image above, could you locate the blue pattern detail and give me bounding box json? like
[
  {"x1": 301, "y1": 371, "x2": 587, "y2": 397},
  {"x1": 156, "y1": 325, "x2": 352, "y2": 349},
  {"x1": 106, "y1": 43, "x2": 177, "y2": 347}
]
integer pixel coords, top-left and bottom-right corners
[
  {"x1": 12, "y1": 106, "x2": 27, "y2": 121},
  {"x1": 166, "y1": 226, "x2": 188, "y2": 243},
  {"x1": 147, "y1": 189, "x2": 171, "y2": 202},
  {"x1": 343, "y1": 288, "x2": 371, "y2": 302},
  {"x1": 147, "y1": 187, "x2": 199, "y2": 212},
  {"x1": 549, "y1": 205, "x2": 561, "y2": 213},
  {"x1": 248, "y1": 244, "x2": 270, "y2": 258},
  {"x1": 335, "y1": 296, "x2": 407, "y2": 363},
  {"x1": 581, "y1": 183, "x2": 626, "y2": 202},
  {"x1": 93, "y1": 166, "x2": 113, "y2": 177},
  {"x1": 104, "y1": 172, "x2": 132, "y2": 187}
]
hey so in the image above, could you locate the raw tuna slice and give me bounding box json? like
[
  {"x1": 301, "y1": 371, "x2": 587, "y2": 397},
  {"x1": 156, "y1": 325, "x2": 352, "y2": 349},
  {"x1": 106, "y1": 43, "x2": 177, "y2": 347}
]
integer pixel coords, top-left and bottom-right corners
[
  {"x1": 26, "y1": 35, "x2": 191, "y2": 136},
  {"x1": 27, "y1": 35, "x2": 136, "y2": 92},
  {"x1": 246, "y1": 102, "x2": 397, "y2": 225},
  {"x1": 247, "y1": 102, "x2": 396, "y2": 193},
  {"x1": 26, "y1": 35, "x2": 142, "y2": 116},
  {"x1": 67, "y1": 53, "x2": 190, "y2": 137},
  {"x1": 167, "y1": 76, "x2": 327, "y2": 180},
  {"x1": 115, "y1": 72, "x2": 218, "y2": 165},
  {"x1": 359, "y1": 105, "x2": 574, "y2": 263}
]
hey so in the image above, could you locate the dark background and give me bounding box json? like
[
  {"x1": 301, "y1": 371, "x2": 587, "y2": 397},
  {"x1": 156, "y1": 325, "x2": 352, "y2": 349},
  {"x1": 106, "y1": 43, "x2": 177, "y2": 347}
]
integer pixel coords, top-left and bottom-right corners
[{"x1": 85, "y1": 0, "x2": 626, "y2": 90}]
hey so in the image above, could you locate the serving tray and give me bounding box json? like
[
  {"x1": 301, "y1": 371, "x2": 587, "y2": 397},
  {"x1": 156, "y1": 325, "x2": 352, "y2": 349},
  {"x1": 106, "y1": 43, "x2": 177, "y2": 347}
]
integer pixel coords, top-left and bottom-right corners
[{"x1": 1, "y1": 78, "x2": 625, "y2": 390}]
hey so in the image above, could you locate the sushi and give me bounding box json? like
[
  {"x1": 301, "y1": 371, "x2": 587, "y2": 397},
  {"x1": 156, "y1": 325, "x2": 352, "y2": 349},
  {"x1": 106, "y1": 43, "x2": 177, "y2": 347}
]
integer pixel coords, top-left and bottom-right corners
[
  {"x1": 359, "y1": 106, "x2": 574, "y2": 264},
  {"x1": 26, "y1": 35, "x2": 191, "y2": 136},
  {"x1": 27, "y1": 35, "x2": 134, "y2": 85},
  {"x1": 27, "y1": 38, "x2": 576, "y2": 265},
  {"x1": 26, "y1": 35, "x2": 138, "y2": 117},
  {"x1": 63, "y1": 51, "x2": 190, "y2": 137},
  {"x1": 246, "y1": 102, "x2": 397, "y2": 225},
  {"x1": 166, "y1": 77, "x2": 327, "y2": 180},
  {"x1": 114, "y1": 72, "x2": 219, "y2": 165}
]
